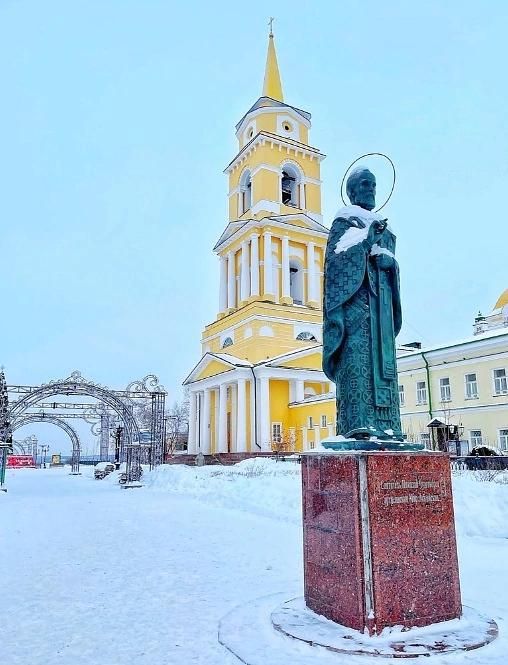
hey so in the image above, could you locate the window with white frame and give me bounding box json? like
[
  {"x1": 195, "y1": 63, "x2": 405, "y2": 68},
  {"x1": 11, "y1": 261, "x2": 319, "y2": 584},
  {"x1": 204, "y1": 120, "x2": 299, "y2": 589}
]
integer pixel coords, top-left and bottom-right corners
[
  {"x1": 470, "y1": 430, "x2": 483, "y2": 447},
  {"x1": 398, "y1": 385, "x2": 405, "y2": 406},
  {"x1": 465, "y1": 373, "x2": 478, "y2": 399},
  {"x1": 308, "y1": 416, "x2": 314, "y2": 429},
  {"x1": 440, "y1": 377, "x2": 451, "y2": 402},
  {"x1": 494, "y1": 369, "x2": 508, "y2": 395},
  {"x1": 416, "y1": 381, "x2": 427, "y2": 404},
  {"x1": 420, "y1": 432, "x2": 431, "y2": 448},
  {"x1": 271, "y1": 422, "x2": 282, "y2": 444},
  {"x1": 321, "y1": 415, "x2": 327, "y2": 428},
  {"x1": 499, "y1": 429, "x2": 508, "y2": 451}
]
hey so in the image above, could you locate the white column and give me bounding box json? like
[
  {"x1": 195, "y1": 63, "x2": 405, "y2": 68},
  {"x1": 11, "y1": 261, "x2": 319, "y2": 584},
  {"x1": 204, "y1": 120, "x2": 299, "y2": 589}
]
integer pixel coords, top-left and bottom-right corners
[
  {"x1": 218, "y1": 383, "x2": 228, "y2": 453},
  {"x1": 201, "y1": 389, "x2": 211, "y2": 454},
  {"x1": 250, "y1": 234, "x2": 259, "y2": 296},
  {"x1": 240, "y1": 241, "x2": 250, "y2": 303},
  {"x1": 219, "y1": 256, "x2": 228, "y2": 312},
  {"x1": 259, "y1": 376, "x2": 271, "y2": 451},
  {"x1": 188, "y1": 391, "x2": 197, "y2": 454},
  {"x1": 227, "y1": 250, "x2": 235, "y2": 309},
  {"x1": 250, "y1": 378, "x2": 256, "y2": 450},
  {"x1": 313, "y1": 424, "x2": 321, "y2": 448},
  {"x1": 236, "y1": 378, "x2": 247, "y2": 452},
  {"x1": 328, "y1": 424, "x2": 334, "y2": 437},
  {"x1": 295, "y1": 380, "x2": 305, "y2": 402},
  {"x1": 282, "y1": 235, "x2": 290, "y2": 300},
  {"x1": 214, "y1": 388, "x2": 219, "y2": 450},
  {"x1": 307, "y1": 241, "x2": 316, "y2": 303},
  {"x1": 263, "y1": 231, "x2": 273, "y2": 296}
]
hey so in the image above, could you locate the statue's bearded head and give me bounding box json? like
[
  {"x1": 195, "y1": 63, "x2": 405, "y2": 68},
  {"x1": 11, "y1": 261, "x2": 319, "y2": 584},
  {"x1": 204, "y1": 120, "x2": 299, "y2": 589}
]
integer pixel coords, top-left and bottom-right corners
[{"x1": 346, "y1": 168, "x2": 376, "y2": 211}]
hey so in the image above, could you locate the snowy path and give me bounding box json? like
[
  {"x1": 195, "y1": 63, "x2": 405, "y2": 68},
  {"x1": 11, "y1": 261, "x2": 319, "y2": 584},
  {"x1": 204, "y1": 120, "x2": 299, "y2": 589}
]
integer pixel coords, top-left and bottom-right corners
[
  {"x1": 0, "y1": 468, "x2": 301, "y2": 665},
  {"x1": 1, "y1": 464, "x2": 508, "y2": 665}
]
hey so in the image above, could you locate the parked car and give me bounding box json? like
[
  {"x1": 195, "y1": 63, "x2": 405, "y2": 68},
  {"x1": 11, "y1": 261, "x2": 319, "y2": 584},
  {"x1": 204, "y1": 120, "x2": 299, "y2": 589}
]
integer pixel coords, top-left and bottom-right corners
[{"x1": 94, "y1": 461, "x2": 116, "y2": 480}]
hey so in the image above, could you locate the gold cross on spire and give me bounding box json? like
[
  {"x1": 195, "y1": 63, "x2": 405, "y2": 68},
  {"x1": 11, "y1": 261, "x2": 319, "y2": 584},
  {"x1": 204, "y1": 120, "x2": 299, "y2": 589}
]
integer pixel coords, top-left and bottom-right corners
[{"x1": 268, "y1": 17, "x2": 274, "y2": 37}]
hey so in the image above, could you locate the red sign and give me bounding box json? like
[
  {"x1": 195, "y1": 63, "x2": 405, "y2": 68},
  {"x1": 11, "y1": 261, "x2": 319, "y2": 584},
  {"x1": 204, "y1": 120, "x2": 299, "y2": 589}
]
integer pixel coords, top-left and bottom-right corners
[{"x1": 7, "y1": 455, "x2": 36, "y2": 468}]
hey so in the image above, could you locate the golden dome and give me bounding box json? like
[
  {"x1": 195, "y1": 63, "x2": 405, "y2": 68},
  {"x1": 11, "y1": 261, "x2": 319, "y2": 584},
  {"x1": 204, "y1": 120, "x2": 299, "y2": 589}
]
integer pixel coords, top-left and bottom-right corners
[{"x1": 494, "y1": 289, "x2": 508, "y2": 310}]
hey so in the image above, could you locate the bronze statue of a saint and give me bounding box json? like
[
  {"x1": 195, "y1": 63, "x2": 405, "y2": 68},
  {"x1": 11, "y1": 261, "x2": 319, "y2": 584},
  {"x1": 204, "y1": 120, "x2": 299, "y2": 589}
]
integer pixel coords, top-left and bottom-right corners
[{"x1": 323, "y1": 168, "x2": 403, "y2": 441}]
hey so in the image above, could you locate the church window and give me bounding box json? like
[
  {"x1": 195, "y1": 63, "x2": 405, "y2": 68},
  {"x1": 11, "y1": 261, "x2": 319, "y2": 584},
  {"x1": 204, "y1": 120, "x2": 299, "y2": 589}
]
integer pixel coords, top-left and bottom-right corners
[
  {"x1": 321, "y1": 415, "x2": 327, "y2": 428},
  {"x1": 398, "y1": 385, "x2": 405, "y2": 406},
  {"x1": 281, "y1": 168, "x2": 299, "y2": 207},
  {"x1": 222, "y1": 337, "x2": 233, "y2": 349},
  {"x1": 283, "y1": 121, "x2": 292, "y2": 132},
  {"x1": 272, "y1": 422, "x2": 282, "y2": 444},
  {"x1": 308, "y1": 416, "x2": 314, "y2": 429},
  {"x1": 296, "y1": 331, "x2": 317, "y2": 342}
]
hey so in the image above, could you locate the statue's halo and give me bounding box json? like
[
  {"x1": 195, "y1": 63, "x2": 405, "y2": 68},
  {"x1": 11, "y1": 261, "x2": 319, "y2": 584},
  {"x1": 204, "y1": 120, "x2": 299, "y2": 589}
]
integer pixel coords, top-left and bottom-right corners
[{"x1": 340, "y1": 153, "x2": 396, "y2": 212}]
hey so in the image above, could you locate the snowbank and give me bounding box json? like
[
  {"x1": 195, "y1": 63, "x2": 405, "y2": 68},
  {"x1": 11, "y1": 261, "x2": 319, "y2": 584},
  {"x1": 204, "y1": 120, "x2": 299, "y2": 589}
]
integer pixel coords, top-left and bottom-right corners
[
  {"x1": 145, "y1": 458, "x2": 508, "y2": 539},
  {"x1": 146, "y1": 457, "x2": 303, "y2": 524}
]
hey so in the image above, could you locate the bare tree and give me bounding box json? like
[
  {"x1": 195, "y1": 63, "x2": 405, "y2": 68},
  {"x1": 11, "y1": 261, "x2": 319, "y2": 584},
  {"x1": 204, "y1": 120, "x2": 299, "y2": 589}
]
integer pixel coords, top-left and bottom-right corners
[
  {"x1": 165, "y1": 390, "x2": 190, "y2": 457},
  {"x1": 271, "y1": 426, "x2": 299, "y2": 454}
]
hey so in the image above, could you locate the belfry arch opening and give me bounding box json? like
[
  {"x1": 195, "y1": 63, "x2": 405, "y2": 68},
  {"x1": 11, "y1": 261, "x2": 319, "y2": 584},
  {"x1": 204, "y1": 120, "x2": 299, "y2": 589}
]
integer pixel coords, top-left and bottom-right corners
[
  {"x1": 239, "y1": 169, "x2": 252, "y2": 214},
  {"x1": 281, "y1": 165, "x2": 299, "y2": 207}
]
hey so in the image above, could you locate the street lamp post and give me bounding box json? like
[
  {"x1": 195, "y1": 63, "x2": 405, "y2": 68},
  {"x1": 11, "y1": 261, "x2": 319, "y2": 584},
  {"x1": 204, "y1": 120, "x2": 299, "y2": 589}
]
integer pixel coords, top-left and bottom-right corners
[
  {"x1": 0, "y1": 442, "x2": 10, "y2": 492},
  {"x1": 40, "y1": 445, "x2": 49, "y2": 468}
]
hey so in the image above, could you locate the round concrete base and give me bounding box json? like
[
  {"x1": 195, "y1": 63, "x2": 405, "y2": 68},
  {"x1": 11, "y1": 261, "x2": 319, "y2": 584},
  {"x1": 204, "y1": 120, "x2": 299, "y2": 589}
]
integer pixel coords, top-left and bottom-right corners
[{"x1": 218, "y1": 593, "x2": 498, "y2": 663}]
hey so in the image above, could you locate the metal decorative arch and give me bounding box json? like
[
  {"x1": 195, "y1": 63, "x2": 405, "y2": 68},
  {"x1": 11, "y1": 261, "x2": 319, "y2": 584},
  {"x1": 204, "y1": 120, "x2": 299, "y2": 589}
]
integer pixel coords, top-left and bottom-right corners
[
  {"x1": 11, "y1": 413, "x2": 82, "y2": 473},
  {"x1": 9, "y1": 372, "x2": 140, "y2": 463}
]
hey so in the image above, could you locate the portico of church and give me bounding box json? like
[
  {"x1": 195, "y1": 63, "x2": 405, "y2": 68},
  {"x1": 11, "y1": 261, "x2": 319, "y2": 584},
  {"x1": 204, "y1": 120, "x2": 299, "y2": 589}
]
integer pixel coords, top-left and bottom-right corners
[{"x1": 185, "y1": 352, "x2": 334, "y2": 454}]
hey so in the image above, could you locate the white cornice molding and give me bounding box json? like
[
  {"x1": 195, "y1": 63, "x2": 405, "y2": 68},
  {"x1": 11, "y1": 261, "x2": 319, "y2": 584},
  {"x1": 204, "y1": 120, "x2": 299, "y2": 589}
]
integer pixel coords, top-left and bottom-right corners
[
  {"x1": 225, "y1": 132, "x2": 325, "y2": 175},
  {"x1": 214, "y1": 216, "x2": 329, "y2": 253},
  {"x1": 397, "y1": 339, "x2": 508, "y2": 371}
]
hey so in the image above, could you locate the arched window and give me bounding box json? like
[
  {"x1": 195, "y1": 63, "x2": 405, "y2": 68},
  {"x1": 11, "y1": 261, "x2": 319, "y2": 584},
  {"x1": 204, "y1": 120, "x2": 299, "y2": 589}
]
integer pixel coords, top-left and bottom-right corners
[
  {"x1": 296, "y1": 331, "x2": 317, "y2": 342},
  {"x1": 281, "y1": 166, "x2": 299, "y2": 207},
  {"x1": 222, "y1": 337, "x2": 233, "y2": 348},
  {"x1": 239, "y1": 170, "x2": 252, "y2": 214},
  {"x1": 290, "y1": 259, "x2": 304, "y2": 304}
]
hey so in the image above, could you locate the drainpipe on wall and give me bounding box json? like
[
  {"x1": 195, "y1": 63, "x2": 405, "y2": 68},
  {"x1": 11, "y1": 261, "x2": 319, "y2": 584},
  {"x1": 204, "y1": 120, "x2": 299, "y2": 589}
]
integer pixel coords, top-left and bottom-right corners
[
  {"x1": 249, "y1": 366, "x2": 261, "y2": 450},
  {"x1": 421, "y1": 351, "x2": 433, "y2": 421},
  {"x1": 421, "y1": 351, "x2": 433, "y2": 448}
]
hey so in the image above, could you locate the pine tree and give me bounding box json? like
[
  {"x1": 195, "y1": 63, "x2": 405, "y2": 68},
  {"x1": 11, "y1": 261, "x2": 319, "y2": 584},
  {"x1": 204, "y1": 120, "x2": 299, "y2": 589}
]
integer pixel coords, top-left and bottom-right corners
[{"x1": 0, "y1": 369, "x2": 11, "y2": 446}]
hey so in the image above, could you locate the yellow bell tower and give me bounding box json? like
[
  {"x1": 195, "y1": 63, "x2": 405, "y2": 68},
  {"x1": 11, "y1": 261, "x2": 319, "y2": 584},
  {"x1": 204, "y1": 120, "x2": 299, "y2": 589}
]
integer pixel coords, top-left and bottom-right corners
[
  {"x1": 184, "y1": 28, "x2": 334, "y2": 457},
  {"x1": 200, "y1": 27, "x2": 328, "y2": 362}
]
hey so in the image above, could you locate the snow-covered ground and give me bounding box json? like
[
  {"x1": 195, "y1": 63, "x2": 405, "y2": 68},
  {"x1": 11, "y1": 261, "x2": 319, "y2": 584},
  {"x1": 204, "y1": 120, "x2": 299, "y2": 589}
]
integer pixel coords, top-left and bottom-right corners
[{"x1": 1, "y1": 459, "x2": 508, "y2": 664}]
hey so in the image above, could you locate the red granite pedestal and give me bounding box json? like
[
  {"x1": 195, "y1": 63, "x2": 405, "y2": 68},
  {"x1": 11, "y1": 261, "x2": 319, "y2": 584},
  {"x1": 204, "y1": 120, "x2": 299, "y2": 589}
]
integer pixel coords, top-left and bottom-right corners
[{"x1": 302, "y1": 452, "x2": 462, "y2": 635}]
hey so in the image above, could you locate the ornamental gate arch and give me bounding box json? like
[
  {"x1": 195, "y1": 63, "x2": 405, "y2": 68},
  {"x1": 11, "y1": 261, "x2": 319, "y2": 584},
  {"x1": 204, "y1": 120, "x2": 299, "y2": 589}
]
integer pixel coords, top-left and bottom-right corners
[
  {"x1": 9, "y1": 372, "x2": 140, "y2": 463},
  {"x1": 11, "y1": 414, "x2": 81, "y2": 473}
]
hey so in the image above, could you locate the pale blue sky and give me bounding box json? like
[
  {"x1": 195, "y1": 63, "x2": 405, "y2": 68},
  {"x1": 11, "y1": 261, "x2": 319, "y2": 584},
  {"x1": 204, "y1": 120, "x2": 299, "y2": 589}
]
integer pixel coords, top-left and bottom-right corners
[{"x1": 1, "y1": 1, "x2": 507, "y2": 451}]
